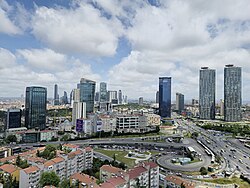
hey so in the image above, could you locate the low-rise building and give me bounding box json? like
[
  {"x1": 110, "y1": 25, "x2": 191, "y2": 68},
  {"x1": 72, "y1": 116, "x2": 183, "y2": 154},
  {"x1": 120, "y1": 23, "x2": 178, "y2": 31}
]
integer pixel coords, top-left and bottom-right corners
[
  {"x1": 100, "y1": 176, "x2": 127, "y2": 188},
  {"x1": 100, "y1": 165, "x2": 127, "y2": 182},
  {"x1": 19, "y1": 166, "x2": 40, "y2": 188},
  {"x1": 0, "y1": 164, "x2": 20, "y2": 181},
  {"x1": 145, "y1": 114, "x2": 161, "y2": 126},
  {"x1": 70, "y1": 173, "x2": 100, "y2": 188},
  {"x1": 164, "y1": 175, "x2": 195, "y2": 188}
]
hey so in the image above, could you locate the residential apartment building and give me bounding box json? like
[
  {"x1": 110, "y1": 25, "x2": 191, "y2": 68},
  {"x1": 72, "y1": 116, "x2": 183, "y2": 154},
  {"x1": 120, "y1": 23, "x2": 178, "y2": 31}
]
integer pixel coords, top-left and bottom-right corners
[
  {"x1": 19, "y1": 166, "x2": 40, "y2": 188},
  {"x1": 99, "y1": 162, "x2": 159, "y2": 188},
  {"x1": 164, "y1": 175, "x2": 195, "y2": 188},
  {"x1": 70, "y1": 173, "x2": 100, "y2": 188},
  {"x1": 0, "y1": 164, "x2": 20, "y2": 181}
]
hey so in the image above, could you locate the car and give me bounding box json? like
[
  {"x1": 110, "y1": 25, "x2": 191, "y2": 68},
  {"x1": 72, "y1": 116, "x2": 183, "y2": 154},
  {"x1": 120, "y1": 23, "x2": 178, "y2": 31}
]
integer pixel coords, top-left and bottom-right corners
[{"x1": 246, "y1": 166, "x2": 250, "y2": 170}]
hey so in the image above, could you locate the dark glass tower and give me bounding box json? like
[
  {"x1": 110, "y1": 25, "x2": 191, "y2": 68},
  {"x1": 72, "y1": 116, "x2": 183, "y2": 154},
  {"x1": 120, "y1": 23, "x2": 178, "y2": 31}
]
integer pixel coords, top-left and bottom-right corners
[
  {"x1": 159, "y1": 77, "x2": 171, "y2": 118},
  {"x1": 78, "y1": 78, "x2": 96, "y2": 114},
  {"x1": 224, "y1": 64, "x2": 242, "y2": 122},
  {"x1": 54, "y1": 84, "x2": 59, "y2": 105},
  {"x1": 6, "y1": 109, "x2": 21, "y2": 130},
  {"x1": 199, "y1": 67, "x2": 216, "y2": 120},
  {"x1": 25, "y1": 86, "x2": 47, "y2": 130}
]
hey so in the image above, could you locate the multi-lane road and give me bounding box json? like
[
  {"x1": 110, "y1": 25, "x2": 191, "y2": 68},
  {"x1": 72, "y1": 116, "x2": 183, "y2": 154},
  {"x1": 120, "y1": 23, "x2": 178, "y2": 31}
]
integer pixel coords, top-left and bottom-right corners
[{"x1": 180, "y1": 119, "x2": 250, "y2": 174}]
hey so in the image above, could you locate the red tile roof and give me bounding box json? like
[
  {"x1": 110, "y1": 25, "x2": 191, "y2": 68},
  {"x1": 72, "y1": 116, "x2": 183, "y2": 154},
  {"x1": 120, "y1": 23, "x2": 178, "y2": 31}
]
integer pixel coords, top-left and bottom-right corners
[
  {"x1": 102, "y1": 176, "x2": 126, "y2": 187},
  {"x1": 85, "y1": 146, "x2": 93, "y2": 152},
  {"x1": 143, "y1": 161, "x2": 158, "y2": 169},
  {"x1": 23, "y1": 166, "x2": 40, "y2": 174},
  {"x1": 128, "y1": 166, "x2": 147, "y2": 180},
  {"x1": 0, "y1": 164, "x2": 18, "y2": 174},
  {"x1": 51, "y1": 157, "x2": 64, "y2": 164},
  {"x1": 44, "y1": 160, "x2": 55, "y2": 167},
  {"x1": 100, "y1": 165, "x2": 123, "y2": 174},
  {"x1": 70, "y1": 173, "x2": 99, "y2": 188},
  {"x1": 165, "y1": 175, "x2": 195, "y2": 188}
]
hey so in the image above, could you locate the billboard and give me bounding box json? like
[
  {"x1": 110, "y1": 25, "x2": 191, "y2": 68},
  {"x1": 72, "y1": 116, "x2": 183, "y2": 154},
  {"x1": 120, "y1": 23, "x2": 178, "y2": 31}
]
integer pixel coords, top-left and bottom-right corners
[{"x1": 76, "y1": 119, "x2": 84, "y2": 132}]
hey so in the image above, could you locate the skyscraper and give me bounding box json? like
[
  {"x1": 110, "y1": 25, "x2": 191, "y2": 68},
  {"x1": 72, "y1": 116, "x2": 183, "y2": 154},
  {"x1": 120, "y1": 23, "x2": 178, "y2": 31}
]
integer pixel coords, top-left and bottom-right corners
[
  {"x1": 159, "y1": 77, "x2": 171, "y2": 118},
  {"x1": 78, "y1": 78, "x2": 96, "y2": 114},
  {"x1": 72, "y1": 102, "x2": 86, "y2": 126},
  {"x1": 5, "y1": 108, "x2": 21, "y2": 130},
  {"x1": 156, "y1": 91, "x2": 159, "y2": 103},
  {"x1": 108, "y1": 91, "x2": 117, "y2": 103},
  {"x1": 25, "y1": 86, "x2": 47, "y2": 130},
  {"x1": 139, "y1": 97, "x2": 143, "y2": 106},
  {"x1": 118, "y1": 90, "x2": 122, "y2": 104},
  {"x1": 54, "y1": 84, "x2": 59, "y2": 105},
  {"x1": 224, "y1": 64, "x2": 242, "y2": 122},
  {"x1": 199, "y1": 67, "x2": 216, "y2": 120},
  {"x1": 62, "y1": 91, "x2": 68, "y2": 104},
  {"x1": 100, "y1": 82, "x2": 107, "y2": 102},
  {"x1": 176, "y1": 93, "x2": 184, "y2": 113}
]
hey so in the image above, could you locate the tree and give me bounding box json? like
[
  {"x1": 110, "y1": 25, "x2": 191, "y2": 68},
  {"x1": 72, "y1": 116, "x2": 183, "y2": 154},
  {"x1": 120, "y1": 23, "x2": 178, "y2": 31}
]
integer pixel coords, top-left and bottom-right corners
[
  {"x1": 59, "y1": 178, "x2": 70, "y2": 188},
  {"x1": 200, "y1": 167, "x2": 208, "y2": 175},
  {"x1": 5, "y1": 135, "x2": 17, "y2": 143},
  {"x1": 40, "y1": 171, "x2": 60, "y2": 187}
]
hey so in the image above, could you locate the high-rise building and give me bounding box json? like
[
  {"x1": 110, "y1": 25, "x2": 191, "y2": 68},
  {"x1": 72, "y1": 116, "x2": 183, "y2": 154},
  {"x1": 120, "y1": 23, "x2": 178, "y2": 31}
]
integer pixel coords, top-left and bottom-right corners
[
  {"x1": 176, "y1": 93, "x2": 184, "y2": 113},
  {"x1": 199, "y1": 67, "x2": 216, "y2": 120},
  {"x1": 73, "y1": 89, "x2": 80, "y2": 102},
  {"x1": 78, "y1": 78, "x2": 96, "y2": 114},
  {"x1": 5, "y1": 108, "x2": 21, "y2": 130},
  {"x1": 72, "y1": 102, "x2": 86, "y2": 126},
  {"x1": 108, "y1": 91, "x2": 117, "y2": 103},
  {"x1": 224, "y1": 64, "x2": 242, "y2": 122},
  {"x1": 94, "y1": 92, "x2": 100, "y2": 102},
  {"x1": 118, "y1": 90, "x2": 122, "y2": 104},
  {"x1": 100, "y1": 82, "x2": 107, "y2": 102},
  {"x1": 159, "y1": 77, "x2": 171, "y2": 118},
  {"x1": 124, "y1": 95, "x2": 128, "y2": 104},
  {"x1": 25, "y1": 86, "x2": 47, "y2": 130},
  {"x1": 139, "y1": 97, "x2": 143, "y2": 106},
  {"x1": 61, "y1": 91, "x2": 68, "y2": 104},
  {"x1": 54, "y1": 84, "x2": 59, "y2": 105},
  {"x1": 156, "y1": 91, "x2": 159, "y2": 103}
]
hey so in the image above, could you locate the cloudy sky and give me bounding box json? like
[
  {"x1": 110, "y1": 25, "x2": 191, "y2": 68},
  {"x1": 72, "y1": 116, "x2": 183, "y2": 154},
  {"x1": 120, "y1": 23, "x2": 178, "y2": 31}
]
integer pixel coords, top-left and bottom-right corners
[{"x1": 0, "y1": 0, "x2": 250, "y2": 101}]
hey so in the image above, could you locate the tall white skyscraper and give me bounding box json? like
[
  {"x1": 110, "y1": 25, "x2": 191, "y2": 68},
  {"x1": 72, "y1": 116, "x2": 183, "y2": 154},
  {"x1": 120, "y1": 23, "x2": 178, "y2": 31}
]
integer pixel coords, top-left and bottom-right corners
[{"x1": 72, "y1": 102, "x2": 86, "y2": 126}]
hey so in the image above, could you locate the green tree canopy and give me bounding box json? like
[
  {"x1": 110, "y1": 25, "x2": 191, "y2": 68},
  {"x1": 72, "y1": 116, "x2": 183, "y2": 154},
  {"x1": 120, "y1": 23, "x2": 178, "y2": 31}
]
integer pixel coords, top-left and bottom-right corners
[{"x1": 40, "y1": 171, "x2": 60, "y2": 187}]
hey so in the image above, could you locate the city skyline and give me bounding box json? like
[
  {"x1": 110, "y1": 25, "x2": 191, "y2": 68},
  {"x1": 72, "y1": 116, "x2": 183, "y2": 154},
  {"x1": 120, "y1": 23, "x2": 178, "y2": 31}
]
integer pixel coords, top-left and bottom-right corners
[{"x1": 1, "y1": 0, "x2": 250, "y2": 100}]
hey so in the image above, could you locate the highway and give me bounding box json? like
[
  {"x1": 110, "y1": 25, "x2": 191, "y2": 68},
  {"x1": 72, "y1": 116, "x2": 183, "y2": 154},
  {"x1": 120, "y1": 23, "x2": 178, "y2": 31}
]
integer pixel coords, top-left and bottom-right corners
[{"x1": 179, "y1": 118, "x2": 250, "y2": 174}]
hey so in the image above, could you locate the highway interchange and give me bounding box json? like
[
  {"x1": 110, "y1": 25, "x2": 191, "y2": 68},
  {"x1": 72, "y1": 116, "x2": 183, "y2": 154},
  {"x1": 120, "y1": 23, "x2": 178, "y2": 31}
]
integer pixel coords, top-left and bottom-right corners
[{"x1": 17, "y1": 118, "x2": 250, "y2": 178}]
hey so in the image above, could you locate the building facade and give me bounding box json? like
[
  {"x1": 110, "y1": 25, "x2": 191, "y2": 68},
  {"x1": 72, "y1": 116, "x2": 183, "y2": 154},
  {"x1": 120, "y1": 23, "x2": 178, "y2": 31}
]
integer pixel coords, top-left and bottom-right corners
[
  {"x1": 139, "y1": 97, "x2": 143, "y2": 106},
  {"x1": 156, "y1": 91, "x2": 159, "y2": 103},
  {"x1": 25, "y1": 86, "x2": 47, "y2": 130},
  {"x1": 159, "y1": 77, "x2": 171, "y2": 118},
  {"x1": 72, "y1": 102, "x2": 86, "y2": 126},
  {"x1": 108, "y1": 91, "x2": 118, "y2": 103},
  {"x1": 6, "y1": 108, "x2": 21, "y2": 130},
  {"x1": 118, "y1": 90, "x2": 122, "y2": 104},
  {"x1": 78, "y1": 78, "x2": 96, "y2": 114},
  {"x1": 224, "y1": 64, "x2": 242, "y2": 122},
  {"x1": 100, "y1": 82, "x2": 107, "y2": 102},
  {"x1": 176, "y1": 93, "x2": 184, "y2": 113},
  {"x1": 199, "y1": 67, "x2": 216, "y2": 120},
  {"x1": 54, "y1": 84, "x2": 59, "y2": 105}
]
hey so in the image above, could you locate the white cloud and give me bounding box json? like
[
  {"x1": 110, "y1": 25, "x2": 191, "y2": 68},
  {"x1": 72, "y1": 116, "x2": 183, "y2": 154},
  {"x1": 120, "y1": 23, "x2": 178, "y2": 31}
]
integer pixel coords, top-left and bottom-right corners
[
  {"x1": 0, "y1": 1, "x2": 21, "y2": 35},
  {"x1": 108, "y1": 0, "x2": 250, "y2": 100},
  {"x1": 17, "y1": 48, "x2": 69, "y2": 72},
  {"x1": 31, "y1": 2, "x2": 124, "y2": 57},
  {"x1": 0, "y1": 48, "x2": 100, "y2": 97}
]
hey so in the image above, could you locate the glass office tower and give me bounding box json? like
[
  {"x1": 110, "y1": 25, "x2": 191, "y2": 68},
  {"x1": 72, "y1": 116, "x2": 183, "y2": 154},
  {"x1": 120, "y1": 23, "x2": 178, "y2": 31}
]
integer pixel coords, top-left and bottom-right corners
[
  {"x1": 78, "y1": 78, "x2": 96, "y2": 114},
  {"x1": 6, "y1": 109, "x2": 21, "y2": 130},
  {"x1": 100, "y1": 82, "x2": 107, "y2": 102},
  {"x1": 199, "y1": 67, "x2": 216, "y2": 120},
  {"x1": 176, "y1": 93, "x2": 184, "y2": 114},
  {"x1": 224, "y1": 64, "x2": 242, "y2": 122},
  {"x1": 25, "y1": 87, "x2": 47, "y2": 130},
  {"x1": 159, "y1": 77, "x2": 171, "y2": 118}
]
